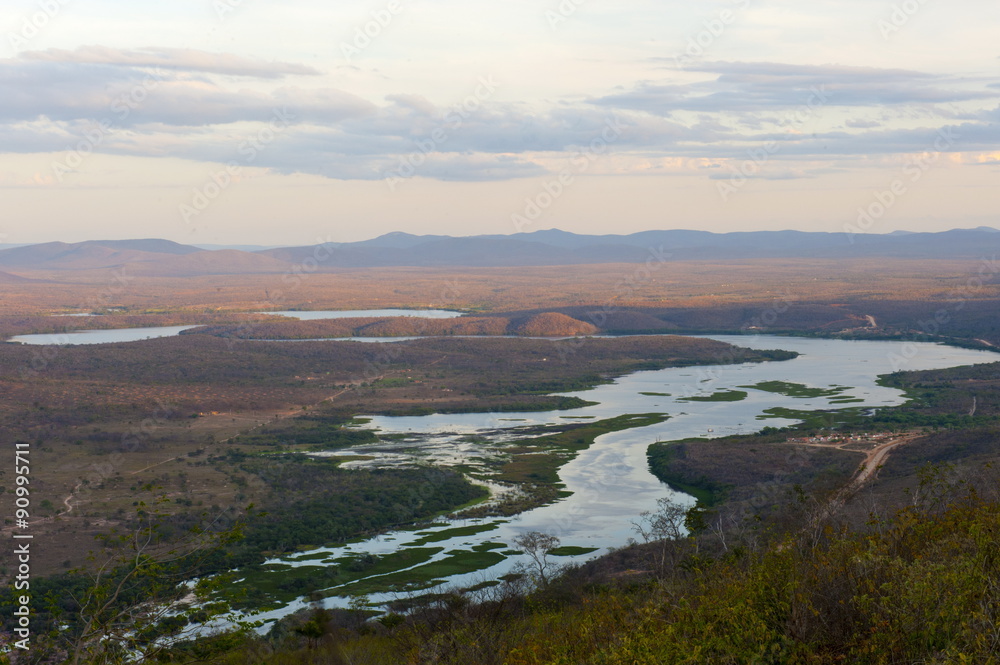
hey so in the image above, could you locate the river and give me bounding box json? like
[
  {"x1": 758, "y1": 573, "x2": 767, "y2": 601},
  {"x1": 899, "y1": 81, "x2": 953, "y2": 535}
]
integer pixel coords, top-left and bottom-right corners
[{"x1": 236, "y1": 335, "x2": 997, "y2": 630}]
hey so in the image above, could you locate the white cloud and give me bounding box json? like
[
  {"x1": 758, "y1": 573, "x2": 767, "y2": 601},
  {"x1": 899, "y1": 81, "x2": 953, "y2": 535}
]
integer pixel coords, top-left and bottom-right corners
[
  {"x1": 3, "y1": 2, "x2": 1000, "y2": 241},
  {"x1": 20, "y1": 46, "x2": 322, "y2": 78},
  {"x1": 0, "y1": 59, "x2": 373, "y2": 126}
]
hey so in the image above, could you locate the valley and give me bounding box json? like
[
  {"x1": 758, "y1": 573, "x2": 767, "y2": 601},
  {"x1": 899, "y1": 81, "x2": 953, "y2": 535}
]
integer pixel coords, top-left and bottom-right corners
[{"x1": 1, "y1": 241, "x2": 999, "y2": 662}]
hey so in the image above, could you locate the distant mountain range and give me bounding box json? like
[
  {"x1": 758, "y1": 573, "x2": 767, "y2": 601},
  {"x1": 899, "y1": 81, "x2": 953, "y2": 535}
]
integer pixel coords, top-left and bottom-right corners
[
  {"x1": 1, "y1": 228, "x2": 997, "y2": 275},
  {"x1": 0, "y1": 270, "x2": 45, "y2": 283}
]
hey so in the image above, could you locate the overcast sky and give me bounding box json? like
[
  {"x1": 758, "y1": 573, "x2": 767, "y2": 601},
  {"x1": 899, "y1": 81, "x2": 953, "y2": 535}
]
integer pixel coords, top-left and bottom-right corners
[{"x1": 1, "y1": 0, "x2": 998, "y2": 245}]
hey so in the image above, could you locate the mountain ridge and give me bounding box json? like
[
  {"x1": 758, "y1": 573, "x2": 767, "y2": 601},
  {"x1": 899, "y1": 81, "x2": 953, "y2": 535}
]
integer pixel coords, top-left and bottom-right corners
[{"x1": 1, "y1": 228, "x2": 997, "y2": 274}]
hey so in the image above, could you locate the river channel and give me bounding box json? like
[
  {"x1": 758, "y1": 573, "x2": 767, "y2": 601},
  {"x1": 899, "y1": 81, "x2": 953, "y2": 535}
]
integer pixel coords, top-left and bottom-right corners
[{"x1": 237, "y1": 335, "x2": 997, "y2": 630}]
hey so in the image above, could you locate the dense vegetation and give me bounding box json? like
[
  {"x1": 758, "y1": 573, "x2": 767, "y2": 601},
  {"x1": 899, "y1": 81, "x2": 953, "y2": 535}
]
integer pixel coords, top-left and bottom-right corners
[
  {"x1": 648, "y1": 432, "x2": 857, "y2": 509},
  {"x1": 0, "y1": 459, "x2": 486, "y2": 649},
  {"x1": 149, "y1": 473, "x2": 1000, "y2": 664},
  {"x1": 226, "y1": 413, "x2": 379, "y2": 450},
  {"x1": 229, "y1": 456, "x2": 487, "y2": 556}
]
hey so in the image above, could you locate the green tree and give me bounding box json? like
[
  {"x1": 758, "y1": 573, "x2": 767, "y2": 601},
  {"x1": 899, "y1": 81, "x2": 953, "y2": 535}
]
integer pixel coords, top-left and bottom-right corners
[{"x1": 49, "y1": 497, "x2": 254, "y2": 665}]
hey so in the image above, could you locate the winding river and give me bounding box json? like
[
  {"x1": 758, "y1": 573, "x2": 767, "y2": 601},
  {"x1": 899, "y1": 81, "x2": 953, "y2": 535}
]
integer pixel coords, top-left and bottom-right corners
[
  {"x1": 237, "y1": 335, "x2": 997, "y2": 630},
  {"x1": 14, "y1": 316, "x2": 994, "y2": 629}
]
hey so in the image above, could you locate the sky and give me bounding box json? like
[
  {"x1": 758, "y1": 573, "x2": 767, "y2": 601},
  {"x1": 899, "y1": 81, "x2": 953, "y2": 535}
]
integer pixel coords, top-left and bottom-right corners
[{"x1": 1, "y1": 0, "x2": 999, "y2": 246}]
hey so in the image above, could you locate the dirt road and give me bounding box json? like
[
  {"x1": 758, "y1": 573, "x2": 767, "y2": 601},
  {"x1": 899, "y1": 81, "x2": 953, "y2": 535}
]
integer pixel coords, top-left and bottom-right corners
[
  {"x1": 851, "y1": 433, "x2": 920, "y2": 488},
  {"x1": 799, "y1": 431, "x2": 922, "y2": 522}
]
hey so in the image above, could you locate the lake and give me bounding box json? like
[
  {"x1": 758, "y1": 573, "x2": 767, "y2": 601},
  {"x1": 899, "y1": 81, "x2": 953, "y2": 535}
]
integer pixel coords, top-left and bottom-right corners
[
  {"x1": 8, "y1": 325, "x2": 201, "y2": 346},
  {"x1": 7, "y1": 309, "x2": 464, "y2": 345},
  {"x1": 235, "y1": 335, "x2": 998, "y2": 629}
]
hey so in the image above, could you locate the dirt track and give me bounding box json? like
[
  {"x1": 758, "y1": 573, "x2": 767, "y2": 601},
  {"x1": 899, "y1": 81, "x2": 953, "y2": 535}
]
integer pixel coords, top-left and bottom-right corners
[
  {"x1": 803, "y1": 432, "x2": 922, "y2": 521},
  {"x1": 795, "y1": 431, "x2": 921, "y2": 490},
  {"x1": 851, "y1": 433, "x2": 920, "y2": 487}
]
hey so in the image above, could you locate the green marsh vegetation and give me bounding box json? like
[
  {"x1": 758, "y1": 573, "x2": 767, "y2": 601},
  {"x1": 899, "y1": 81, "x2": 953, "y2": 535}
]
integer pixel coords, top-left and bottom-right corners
[
  {"x1": 677, "y1": 390, "x2": 748, "y2": 402},
  {"x1": 154, "y1": 467, "x2": 1000, "y2": 665}
]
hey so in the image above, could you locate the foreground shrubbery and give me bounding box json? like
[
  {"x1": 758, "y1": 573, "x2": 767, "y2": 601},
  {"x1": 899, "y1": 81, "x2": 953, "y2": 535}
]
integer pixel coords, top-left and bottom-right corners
[{"x1": 155, "y1": 477, "x2": 1000, "y2": 665}]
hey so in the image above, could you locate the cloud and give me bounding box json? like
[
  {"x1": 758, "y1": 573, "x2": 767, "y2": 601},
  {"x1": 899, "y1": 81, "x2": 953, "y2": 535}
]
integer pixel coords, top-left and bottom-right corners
[
  {"x1": 310, "y1": 153, "x2": 548, "y2": 182},
  {"x1": 596, "y1": 61, "x2": 999, "y2": 115},
  {"x1": 20, "y1": 46, "x2": 321, "y2": 78},
  {"x1": 769, "y1": 122, "x2": 998, "y2": 157},
  {"x1": 0, "y1": 60, "x2": 374, "y2": 126},
  {"x1": 2, "y1": 51, "x2": 1000, "y2": 184},
  {"x1": 410, "y1": 154, "x2": 548, "y2": 181},
  {"x1": 0, "y1": 120, "x2": 77, "y2": 153},
  {"x1": 846, "y1": 119, "x2": 881, "y2": 129}
]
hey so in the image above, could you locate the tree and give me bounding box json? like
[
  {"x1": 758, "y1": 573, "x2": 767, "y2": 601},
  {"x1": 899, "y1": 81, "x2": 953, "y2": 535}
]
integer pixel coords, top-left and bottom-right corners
[
  {"x1": 513, "y1": 531, "x2": 561, "y2": 587},
  {"x1": 292, "y1": 606, "x2": 333, "y2": 651},
  {"x1": 48, "y1": 496, "x2": 254, "y2": 665},
  {"x1": 631, "y1": 496, "x2": 690, "y2": 572}
]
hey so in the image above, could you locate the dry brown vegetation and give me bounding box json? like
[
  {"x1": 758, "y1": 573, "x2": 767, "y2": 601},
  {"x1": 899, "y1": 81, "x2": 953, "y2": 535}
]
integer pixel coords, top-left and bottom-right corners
[
  {"x1": 0, "y1": 333, "x2": 772, "y2": 574},
  {"x1": 2, "y1": 252, "x2": 999, "y2": 663},
  {"x1": 187, "y1": 312, "x2": 597, "y2": 340},
  {"x1": 0, "y1": 255, "x2": 997, "y2": 574},
  {"x1": 2, "y1": 256, "x2": 997, "y2": 348},
  {"x1": 0, "y1": 256, "x2": 996, "y2": 315}
]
